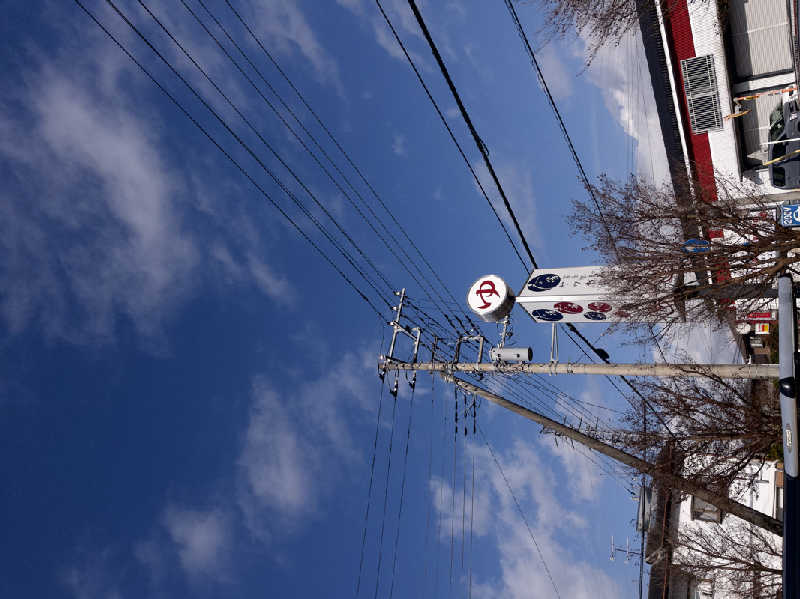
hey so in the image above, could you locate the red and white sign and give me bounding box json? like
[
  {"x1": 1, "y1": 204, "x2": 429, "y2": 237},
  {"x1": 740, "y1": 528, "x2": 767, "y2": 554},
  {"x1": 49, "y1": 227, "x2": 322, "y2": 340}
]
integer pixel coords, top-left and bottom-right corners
[
  {"x1": 755, "y1": 323, "x2": 770, "y2": 335},
  {"x1": 516, "y1": 267, "x2": 648, "y2": 322},
  {"x1": 467, "y1": 275, "x2": 515, "y2": 322},
  {"x1": 746, "y1": 311, "x2": 775, "y2": 321}
]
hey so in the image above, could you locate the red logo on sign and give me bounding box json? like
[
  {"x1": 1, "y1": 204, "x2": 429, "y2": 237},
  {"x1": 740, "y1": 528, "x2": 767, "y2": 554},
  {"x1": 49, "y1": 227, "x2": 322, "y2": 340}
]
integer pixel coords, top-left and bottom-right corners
[
  {"x1": 554, "y1": 302, "x2": 583, "y2": 314},
  {"x1": 475, "y1": 280, "x2": 500, "y2": 309},
  {"x1": 588, "y1": 302, "x2": 612, "y2": 313}
]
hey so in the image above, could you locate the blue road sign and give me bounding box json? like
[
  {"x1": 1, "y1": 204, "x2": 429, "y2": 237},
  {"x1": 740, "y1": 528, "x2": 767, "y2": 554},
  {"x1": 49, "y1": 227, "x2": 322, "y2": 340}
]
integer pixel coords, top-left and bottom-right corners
[
  {"x1": 780, "y1": 204, "x2": 800, "y2": 227},
  {"x1": 682, "y1": 238, "x2": 711, "y2": 253}
]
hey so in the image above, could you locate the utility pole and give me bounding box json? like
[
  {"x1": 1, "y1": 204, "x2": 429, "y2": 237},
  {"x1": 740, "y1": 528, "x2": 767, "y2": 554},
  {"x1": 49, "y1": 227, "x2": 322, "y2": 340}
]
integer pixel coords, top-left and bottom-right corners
[
  {"x1": 381, "y1": 360, "x2": 778, "y2": 379},
  {"x1": 778, "y1": 275, "x2": 799, "y2": 596},
  {"x1": 430, "y1": 372, "x2": 783, "y2": 536}
]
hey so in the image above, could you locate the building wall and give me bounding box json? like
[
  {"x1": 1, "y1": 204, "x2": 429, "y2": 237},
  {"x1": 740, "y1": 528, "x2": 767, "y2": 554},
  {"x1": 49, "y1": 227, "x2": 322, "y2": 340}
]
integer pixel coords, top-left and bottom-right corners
[{"x1": 669, "y1": 461, "x2": 783, "y2": 598}]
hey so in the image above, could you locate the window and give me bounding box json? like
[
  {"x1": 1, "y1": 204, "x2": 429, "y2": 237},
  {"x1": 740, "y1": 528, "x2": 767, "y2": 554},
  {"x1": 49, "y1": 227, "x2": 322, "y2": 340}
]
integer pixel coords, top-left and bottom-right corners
[
  {"x1": 688, "y1": 577, "x2": 714, "y2": 599},
  {"x1": 691, "y1": 496, "x2": 722, "y2": 522},
  {"x1": 681, "y1": 55, "x2": 723, "y2": 134},
  {"x1": 776, "y1": 469, "x2": 784, "y2": 522},
  {"x1": 769, "y1": 104, "x2": 785, "y2": 142},
  {"x1": 772, "y1": 166, "x2": 786, "y2": 187}
]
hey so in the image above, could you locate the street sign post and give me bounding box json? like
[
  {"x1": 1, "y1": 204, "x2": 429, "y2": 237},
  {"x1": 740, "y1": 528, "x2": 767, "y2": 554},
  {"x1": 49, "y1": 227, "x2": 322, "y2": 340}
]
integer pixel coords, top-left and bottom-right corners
[
  {"x1": 682, "y1": 238, "x2": 711, "y2": 253},
  {"x1": 780, "y1": 203, "x2": 800, "y2": 227}
]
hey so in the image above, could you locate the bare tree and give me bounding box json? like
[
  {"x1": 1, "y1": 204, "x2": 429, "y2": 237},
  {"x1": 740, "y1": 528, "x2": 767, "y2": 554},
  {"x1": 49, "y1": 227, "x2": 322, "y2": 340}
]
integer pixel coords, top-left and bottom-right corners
[
  {"x1": 527, "y1": 0, "x2": 647, "y2": 59},
  {"x1": 570, "y1": 175, "x2": 800, "y2": 339},
  {"x1": 523, "y1": 0, "x2": 714, "y2": 62},
  {"x1": 671, "y1": 517, "x2": 782, "y2": 599},
  {"x1": 618, "y1": 374, "x2": 781, "y2": 496}
]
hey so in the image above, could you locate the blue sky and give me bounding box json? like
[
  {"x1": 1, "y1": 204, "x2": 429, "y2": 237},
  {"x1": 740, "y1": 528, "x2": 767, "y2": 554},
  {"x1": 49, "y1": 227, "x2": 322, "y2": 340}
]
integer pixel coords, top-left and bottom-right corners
[{"x1": 0, "y1": 1, "x2": 680, "y2": 597}]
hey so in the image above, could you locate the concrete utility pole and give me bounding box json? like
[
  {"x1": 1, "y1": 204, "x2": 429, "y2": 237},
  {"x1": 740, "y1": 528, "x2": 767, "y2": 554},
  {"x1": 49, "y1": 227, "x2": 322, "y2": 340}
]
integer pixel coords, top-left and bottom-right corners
[
  {"x1": 778, "y1": 275, "x2": 799, "y2": 595},
  {"x1": 436, "y1": 372, "x2": 783, "y2": 537},
  {"x1": 382, "y1": 360, "x2": 778, "y2": 380}
]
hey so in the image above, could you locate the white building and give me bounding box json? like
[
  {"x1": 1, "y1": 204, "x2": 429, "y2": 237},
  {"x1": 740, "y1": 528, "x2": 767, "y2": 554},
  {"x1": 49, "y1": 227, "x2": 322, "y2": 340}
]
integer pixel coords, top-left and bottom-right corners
[{"x1": 645, "y1": 456, "x2": 784, "y2": 598}]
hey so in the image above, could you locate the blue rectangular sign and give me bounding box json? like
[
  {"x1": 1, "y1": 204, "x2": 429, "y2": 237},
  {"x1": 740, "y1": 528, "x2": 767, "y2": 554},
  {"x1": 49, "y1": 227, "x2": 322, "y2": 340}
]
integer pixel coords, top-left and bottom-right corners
[{"x1": 780, "y1": 204, "x2": 800, "y2": 227}]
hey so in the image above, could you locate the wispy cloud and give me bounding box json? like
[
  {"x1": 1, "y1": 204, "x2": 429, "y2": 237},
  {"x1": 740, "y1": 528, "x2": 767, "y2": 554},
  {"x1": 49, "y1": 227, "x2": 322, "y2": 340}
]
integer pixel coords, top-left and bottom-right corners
[
  {"x1": 537, "y1": 43, "x2": 575, "y2": 100},
  {"x1": 0, "y1": 22, "x2": 292, "y2": 348},
  {"x1": 246, "y1": 0, "x2": 344, "y2": 95},
  {"x1": 61, "y1": 548, "x2": 124, "y2": 599},
  {"x1": 338, "y1": 0, "x2": 430, "y2": 67},
  {"x1": 162, "y1": 506, "x2": 232, "y2": 582},
  {"x1": 392, "y1": 133, "x2": 408, "y2": 156},
  {"x1": 472, "y1": 157, "x2": 541, "y2": 251},
  {"x1": 445, "y1": 440, "x2": 620, "y2": 599},
  {"x1": 237, "y1": 352, "x2": 374, "y2": 542},
  {"x1": 581, "y1": 30, "x2": 670, "y2": 184}
]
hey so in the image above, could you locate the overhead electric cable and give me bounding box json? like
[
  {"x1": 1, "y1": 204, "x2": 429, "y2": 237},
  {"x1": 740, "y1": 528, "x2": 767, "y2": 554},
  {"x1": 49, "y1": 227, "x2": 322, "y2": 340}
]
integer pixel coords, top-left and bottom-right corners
[
  {"x1": 73, "y1": 0, "x2": 387, "y2": 320},
  {"x1": 387, "y1": 380, "x2": 417, "y2": 599},
  {"x1": 404, "y1": 0, "x2": 536, "y2": 271},
  {"x1": 478, "y1": 424, "x2": 562, "y2": 599},
  {"x1": 397, "y1": 0, "x2": 647, "y2": 396},
  {"x1": 373, "y1": 376, "x2": 401, "y2": 599},
  {"x1": 356, "y1": 377, "x2": 388, "y2": 598},
  {"x1": 190, "y1": 0, "x2": 474, "y2": 335},
  {"x1": 501, "y1": 0, "x2": 617, "y2": 258},
  {"x1": 103, "y1": 0, "x2": 393, "y2": 315},
  {"x1": 561, "y1": 328, "x2": 676, "y2": 438},
  {"x1": 374, "y1": 0, "x2": 530, "y2": 272},
  {"x1": 223, "y1": 0, "x2": 481, "y2": 334},
  {"x1": 137, "y1": 0, "x2": 394, "y2": 303}
]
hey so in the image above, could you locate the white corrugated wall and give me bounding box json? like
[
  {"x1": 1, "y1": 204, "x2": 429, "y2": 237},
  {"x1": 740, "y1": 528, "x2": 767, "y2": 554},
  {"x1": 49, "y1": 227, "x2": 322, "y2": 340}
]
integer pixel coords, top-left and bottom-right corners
[{"x1": 729, "y1": 0, "x2": 794, "y2": 79}]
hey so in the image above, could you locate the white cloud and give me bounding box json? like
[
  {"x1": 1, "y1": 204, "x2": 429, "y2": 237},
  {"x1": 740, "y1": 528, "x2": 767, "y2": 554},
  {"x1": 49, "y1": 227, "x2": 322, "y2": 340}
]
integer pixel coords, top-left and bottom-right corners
[
  {"x1": 248, "y1": 0, "x2": 343, "y2": 94},
  {"x1": 456, "y1": 440, "x2": 620, "y2": 599},
  {"x1": 582, "y1": 30, "x2": 671, "y2": 185},
  {"x1": 392, "y1": 133, "x2": 408, "y2": 156},
  {"x1": 537, "y1": 44, "x2": 574, "y2": 100},
  {"x1": 132, "y1": 539, "x2": 167, "y2": 586},
  {"x1": 472, "y1": 157, "x2": 541, "y2": 251},
  {"x1": 163, "y1": 506, "x2": 232, "y2": 581},
  {"x1": 237, "y1": 352, "x2": 374, "y2": 541},
  {"x1": 238, "y1": 382, "x2": 317, "y2": 531},
  {"x1": 547, "y1": 439, "x2": 602, "y2": 502},
  {"x1": 339, "y1": 0, "x2": 430, "y2": 67},
  {"x1": 0, "y1": 31, "x2": 292, "y2": 347},
  {"x1": 61, "y1": 549, "x2": 123, "y2": 599}
]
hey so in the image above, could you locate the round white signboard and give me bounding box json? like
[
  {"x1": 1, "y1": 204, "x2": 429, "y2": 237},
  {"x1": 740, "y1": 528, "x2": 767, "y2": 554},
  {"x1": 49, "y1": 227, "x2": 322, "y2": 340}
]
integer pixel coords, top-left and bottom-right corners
[{"x1": 467, "y1": 275, "x2": 515, "y2": 322}]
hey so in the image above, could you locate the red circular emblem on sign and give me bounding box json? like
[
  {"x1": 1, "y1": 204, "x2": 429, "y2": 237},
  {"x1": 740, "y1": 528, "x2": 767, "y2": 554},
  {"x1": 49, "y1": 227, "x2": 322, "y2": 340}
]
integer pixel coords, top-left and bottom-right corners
[
  {"x1": 554, "y1": 302, "x2": 583, "y2": 314},
  {"x1": 588, "y1": 302, "x2": 612, "y2": 313}
]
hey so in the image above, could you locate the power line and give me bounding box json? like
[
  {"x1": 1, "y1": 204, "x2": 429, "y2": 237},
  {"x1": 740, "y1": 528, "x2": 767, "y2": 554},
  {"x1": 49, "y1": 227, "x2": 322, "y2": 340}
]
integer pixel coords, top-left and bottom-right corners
[
  {"x1": 478, "y1": 424, "x2": 562, "y2": 599},
  {"x1": 388, "y1": 380, "x2": 417, "y2": 599},
  {"x1": 194, "y1": 0, "x2": 474, "y2": 336},
  {"x1": 224, "y1": 0, "x2": 481, "y2": 335},
  {"x1": 397, "y1": 0, "x2": 655, "y2": 408},
  {"x1": 73, "y1": 0, "x2": 388, "y2": 320},
  {"x1": 405, "y1": 0, "x2": 537, "y2": 271},
  {"x1": 374, "y1": 0, "x2": 530, "y2": 272},
  {"x1": 104, "y1": 0, "x2": 393, "y2": 310},
  {"x1": 501, "y1": 0, "x2": 617, "y2": 259},
  {"x1": 356, "y1": 377, "x2": 388, "y2": 597},
  {"x1": 373, "y1": 375, "x2": 401, "y2": 599},
  {"x1": 137, "y1": 0, "x2": 395, "y2": 303}
]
